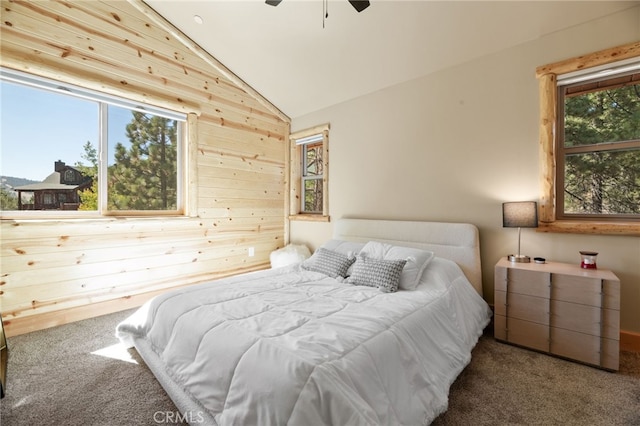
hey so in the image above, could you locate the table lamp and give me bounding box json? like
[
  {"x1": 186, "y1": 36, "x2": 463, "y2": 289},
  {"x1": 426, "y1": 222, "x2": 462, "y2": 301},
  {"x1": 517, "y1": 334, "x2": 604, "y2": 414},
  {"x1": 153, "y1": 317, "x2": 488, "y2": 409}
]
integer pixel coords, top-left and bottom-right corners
[{"x1": 502, "y1": 201, "x2": 538, "y2": 263}]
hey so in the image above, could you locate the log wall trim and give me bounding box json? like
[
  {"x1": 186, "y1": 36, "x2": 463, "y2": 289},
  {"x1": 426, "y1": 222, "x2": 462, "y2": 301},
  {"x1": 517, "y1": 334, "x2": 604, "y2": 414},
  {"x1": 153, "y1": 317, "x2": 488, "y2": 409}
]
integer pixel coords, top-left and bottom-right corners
[
  {"x1": 0, "y1": 0, "x2": 289, "y2": 335},
  {"x1": 536, "y1": 41, "x2": 640, "y2": 236}
]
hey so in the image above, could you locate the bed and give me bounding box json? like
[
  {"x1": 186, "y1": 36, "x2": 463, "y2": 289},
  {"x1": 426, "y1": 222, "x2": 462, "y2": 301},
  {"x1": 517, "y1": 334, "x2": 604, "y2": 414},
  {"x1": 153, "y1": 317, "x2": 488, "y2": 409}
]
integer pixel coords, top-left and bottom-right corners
[{"x1": 116, "y1": 218, "x2": 492, "y2": 425}]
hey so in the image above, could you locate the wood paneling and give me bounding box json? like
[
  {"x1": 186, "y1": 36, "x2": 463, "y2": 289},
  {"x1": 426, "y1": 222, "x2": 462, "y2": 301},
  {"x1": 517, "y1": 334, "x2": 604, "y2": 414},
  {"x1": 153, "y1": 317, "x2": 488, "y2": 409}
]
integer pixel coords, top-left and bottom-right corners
[{"x1": 0, "y1": 0, "x2": 290, "y2": 336}]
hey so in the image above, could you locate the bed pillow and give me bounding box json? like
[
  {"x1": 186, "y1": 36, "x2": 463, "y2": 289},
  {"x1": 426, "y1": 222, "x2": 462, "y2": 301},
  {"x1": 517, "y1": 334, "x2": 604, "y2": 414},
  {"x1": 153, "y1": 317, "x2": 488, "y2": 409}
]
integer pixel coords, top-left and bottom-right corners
[
  {"x1": 270, "y1": 244, "x2": 312, "y2": 268},
  {"x1": 360, "y1": 241, "x2": 435, "y2": 291},
  {"x1": 319, "y1": 239, "x2": 366, "y2": 276},
  {"x1": 320, "y1": 239, "x2": 366, "y2": 256},
  {"x1": 346, "y1": 255, "x2": 407, "y2": 293},
  {"x1": 301, "y1": 247, "x2": 355, "y2": 278}
]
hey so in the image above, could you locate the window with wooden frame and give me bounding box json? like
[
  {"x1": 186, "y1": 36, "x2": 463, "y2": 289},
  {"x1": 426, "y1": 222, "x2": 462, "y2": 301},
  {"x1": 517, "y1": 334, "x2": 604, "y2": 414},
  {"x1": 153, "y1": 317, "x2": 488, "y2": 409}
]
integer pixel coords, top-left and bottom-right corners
[
  {"x1": 536, "y1": 41, "x2": 640, "y2": 236},
  {"x1": 0, "y1": 68, "x2": 186, "y2": 218},
  {"x1": 289, "y1": 124, "x2": 330, "y2": 221},
  {"x1": 557, "y1": 72, "x2": 640, "y2": 219}
]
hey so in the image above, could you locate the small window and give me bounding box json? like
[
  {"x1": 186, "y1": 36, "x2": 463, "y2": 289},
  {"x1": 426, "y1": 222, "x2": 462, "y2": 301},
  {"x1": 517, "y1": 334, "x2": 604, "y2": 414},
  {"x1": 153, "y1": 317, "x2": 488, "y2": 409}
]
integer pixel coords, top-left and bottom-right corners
[
  {"x1": 0, "y1": 68, "x2": 185, "y2": 217},
  {"x1": 289, "y1": 124, "x2": 329, "y2": 221},
  {"x1": 43, "y1": 193, "x2": 53, "y2": 206},
  {"x1": 557, "y1": 72, "x2": 640, "y2": 220},
  {"x1": 302, "y1": 139, "x2": 324, "y2": 213}
]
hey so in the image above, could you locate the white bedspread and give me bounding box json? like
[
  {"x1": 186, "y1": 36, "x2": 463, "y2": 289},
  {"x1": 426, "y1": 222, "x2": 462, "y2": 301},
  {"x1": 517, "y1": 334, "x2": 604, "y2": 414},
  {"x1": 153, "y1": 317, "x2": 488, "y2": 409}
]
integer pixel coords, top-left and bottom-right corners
[{"x1": 116, "y1": 257, "x2": 491, "y2": 425}]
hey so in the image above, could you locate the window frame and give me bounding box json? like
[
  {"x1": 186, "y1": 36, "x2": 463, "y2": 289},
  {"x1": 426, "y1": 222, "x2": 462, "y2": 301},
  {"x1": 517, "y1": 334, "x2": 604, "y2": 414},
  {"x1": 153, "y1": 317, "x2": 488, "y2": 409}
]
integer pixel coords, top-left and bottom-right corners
[
  {"x1": 0, "y1": 68, "x2": 187, "y2": 219},
  {"x1": 555, "y1": 71, "x2": 640, "y2": 221},
  {"x1": 300, "y1": 140, "x2": 324, "y2": 214},
  {"x1": 288, "y1": 124, "x2": 330, "y2": 222},
  {"x1": 536, "y1": 41, "x2": 640, "y2": 236}
]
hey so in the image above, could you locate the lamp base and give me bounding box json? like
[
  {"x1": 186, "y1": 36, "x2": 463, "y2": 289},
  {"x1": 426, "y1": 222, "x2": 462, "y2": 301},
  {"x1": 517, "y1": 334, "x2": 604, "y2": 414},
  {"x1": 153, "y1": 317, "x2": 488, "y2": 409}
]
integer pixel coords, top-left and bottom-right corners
[{"x1": 508, "y1": 254, "x2": 531, "y2": 263}]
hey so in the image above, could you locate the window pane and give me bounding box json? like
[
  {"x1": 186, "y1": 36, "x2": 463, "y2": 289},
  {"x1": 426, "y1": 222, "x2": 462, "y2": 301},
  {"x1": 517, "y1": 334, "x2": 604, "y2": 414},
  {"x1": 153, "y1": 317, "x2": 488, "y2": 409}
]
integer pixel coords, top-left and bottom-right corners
[
  {"x1": 564, "y1": 150, "x2": 640, "y2": 215},
  {"x1": 0, "y1": 81, "x2": 98, "y2": 211},
  {"x1": 564, "y1": 82, "x2": 640, "y2": 148},
  {"x1": 107, "y1": 105, "x2": 178, "y2": 211},
  {"x1": 304, "y1": 142, "x2": 323, "y2": 176},
  {"x1": 303, "y1": 178, "x2": 323, "y2": 213}
]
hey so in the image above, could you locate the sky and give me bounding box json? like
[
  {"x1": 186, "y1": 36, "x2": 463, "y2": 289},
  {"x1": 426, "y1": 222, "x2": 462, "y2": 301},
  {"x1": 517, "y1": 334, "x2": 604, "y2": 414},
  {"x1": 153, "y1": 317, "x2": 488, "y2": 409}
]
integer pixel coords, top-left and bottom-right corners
[{"x1": 0, "y1": 81, "x2": 129, "y2": 182}]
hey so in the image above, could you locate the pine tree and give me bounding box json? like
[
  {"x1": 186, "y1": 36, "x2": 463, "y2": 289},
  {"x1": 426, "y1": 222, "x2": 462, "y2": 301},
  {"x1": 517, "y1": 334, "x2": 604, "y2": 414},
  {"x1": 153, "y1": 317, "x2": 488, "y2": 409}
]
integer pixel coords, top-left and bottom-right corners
[
  {"x1": 108, "y1": 112, "x2": 178, "y2": 210},
  {"x1": 0, "y1": 188, "x2": 18, "y2": 210},
  {"x1": 564, "y1": 83, "x2": 640, "y2": 215},
  {"x1": 76, "y1": 141, "x2": 98, "y2": 211}
]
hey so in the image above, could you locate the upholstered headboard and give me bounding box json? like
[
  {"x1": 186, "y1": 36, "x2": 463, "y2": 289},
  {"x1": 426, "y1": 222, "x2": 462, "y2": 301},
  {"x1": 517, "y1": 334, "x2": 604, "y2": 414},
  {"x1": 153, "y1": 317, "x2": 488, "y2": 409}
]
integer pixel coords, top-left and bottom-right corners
[{"x1": 333, "y1": 218, "x2": 483, "y2": 296}]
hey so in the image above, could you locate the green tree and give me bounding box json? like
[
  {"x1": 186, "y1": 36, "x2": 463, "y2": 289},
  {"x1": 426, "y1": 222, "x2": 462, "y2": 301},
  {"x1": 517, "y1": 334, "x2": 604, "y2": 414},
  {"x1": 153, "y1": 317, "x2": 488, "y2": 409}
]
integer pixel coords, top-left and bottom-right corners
[
  {"x1": 0, "y1": 187, "x2": 18, "y2": 210},
  {"x1": 108, "y1": 112, "x2": 178, "y2": 210},
  {"x1": 76, "y1": 141, "x2": 98, "y2": 211},
  {"x1": 564, "y1": 82, "x2": 640, "y2": 215},
  {"x1": 303, "y1": 143, "x2": 323, "y2": 212}
]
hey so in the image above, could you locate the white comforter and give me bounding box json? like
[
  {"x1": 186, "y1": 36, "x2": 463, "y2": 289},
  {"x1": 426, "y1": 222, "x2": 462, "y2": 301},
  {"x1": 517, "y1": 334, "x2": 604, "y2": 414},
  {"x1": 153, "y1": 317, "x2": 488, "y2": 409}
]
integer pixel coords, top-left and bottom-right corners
[{"x1": 116, "y1": 257, "x2": 491, "y2": 425}]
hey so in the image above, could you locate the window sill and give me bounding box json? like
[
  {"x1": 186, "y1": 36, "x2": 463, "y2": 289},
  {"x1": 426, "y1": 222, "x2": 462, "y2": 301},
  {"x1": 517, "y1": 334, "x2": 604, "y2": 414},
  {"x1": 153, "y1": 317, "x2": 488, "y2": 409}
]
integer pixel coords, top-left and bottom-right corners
[
  {"x1": 537, "y1": 221, "x2": 640, "y2": 236},
  {"x1": 289, "y1": 214, "x2": 330, "y2": 223},
  {"x1": 0, "y1": 214, "x2": 191, "y2": 224}
]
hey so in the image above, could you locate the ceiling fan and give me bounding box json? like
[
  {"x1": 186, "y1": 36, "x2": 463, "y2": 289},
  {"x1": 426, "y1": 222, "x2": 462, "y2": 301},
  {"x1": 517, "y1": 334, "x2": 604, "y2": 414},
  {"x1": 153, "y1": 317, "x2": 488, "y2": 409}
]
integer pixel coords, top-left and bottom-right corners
[{"x1": 266, "y1": 0, "x2": 370, "y2": 13}]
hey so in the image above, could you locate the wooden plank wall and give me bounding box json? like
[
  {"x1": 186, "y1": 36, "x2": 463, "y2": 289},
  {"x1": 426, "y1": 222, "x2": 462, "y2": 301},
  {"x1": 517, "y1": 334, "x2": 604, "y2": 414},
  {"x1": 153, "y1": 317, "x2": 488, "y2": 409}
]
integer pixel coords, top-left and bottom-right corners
[{"x1": 0, "y1": 0, "x2": 290, "y2": 336}]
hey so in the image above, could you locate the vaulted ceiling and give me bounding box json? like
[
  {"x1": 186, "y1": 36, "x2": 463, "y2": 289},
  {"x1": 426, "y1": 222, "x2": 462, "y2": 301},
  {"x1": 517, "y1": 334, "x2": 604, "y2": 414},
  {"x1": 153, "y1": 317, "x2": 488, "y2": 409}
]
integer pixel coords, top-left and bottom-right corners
[{"x1": 144, "y1": 0, "x2": 639, "y2": 119}]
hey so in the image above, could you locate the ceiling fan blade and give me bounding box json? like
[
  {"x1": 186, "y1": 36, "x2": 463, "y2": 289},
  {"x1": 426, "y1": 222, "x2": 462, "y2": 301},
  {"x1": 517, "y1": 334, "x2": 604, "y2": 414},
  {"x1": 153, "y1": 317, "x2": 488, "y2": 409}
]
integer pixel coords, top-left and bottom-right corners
[
  {"x1": 348, "y1": 0, "x2": 370, "y2": 12},
  {"x1": 265, "y1": 0, "x2": 282, "y2": 6}
]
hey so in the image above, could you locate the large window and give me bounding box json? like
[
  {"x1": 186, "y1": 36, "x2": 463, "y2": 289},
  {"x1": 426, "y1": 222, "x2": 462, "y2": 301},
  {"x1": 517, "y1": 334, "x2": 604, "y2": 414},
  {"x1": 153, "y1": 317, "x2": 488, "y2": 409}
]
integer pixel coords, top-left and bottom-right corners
[
  {"x1": 289, "y1": 124, "x2": 329, "y2": 221},
  {"x1": 536, "y1": 42, "x2": 640, "y2": 235},
  {"x1": 557, "y1": 72, "x2": 640, "y2": 219},
  {"x1": 0, "y1": 68, "x2": 185, "y2": 217}
]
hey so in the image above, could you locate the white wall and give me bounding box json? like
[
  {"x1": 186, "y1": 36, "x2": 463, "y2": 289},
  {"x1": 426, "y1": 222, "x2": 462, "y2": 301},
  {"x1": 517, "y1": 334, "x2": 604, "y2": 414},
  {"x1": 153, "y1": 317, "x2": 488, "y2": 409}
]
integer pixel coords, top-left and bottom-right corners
[{"x1": 289, "y1": 6, "x2": 640, "y2": 333}]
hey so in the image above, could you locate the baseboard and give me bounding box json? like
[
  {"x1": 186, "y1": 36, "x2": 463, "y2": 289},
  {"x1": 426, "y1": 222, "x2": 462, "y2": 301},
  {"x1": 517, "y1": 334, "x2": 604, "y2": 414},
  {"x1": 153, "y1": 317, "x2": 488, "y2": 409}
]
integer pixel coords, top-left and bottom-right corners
[
  {"x1": 2, "y1": 291, "x2": 160, "y2": 338},
  {"x1": 620, "y1": 330, "x2": 640, "y2": 353}
]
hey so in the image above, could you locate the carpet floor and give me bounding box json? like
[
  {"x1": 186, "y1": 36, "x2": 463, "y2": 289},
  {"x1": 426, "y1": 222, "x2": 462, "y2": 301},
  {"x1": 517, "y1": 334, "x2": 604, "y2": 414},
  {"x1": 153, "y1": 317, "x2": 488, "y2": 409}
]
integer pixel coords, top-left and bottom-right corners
[{"x1": 1, "y1": 309, "x2": 639, "y2": 425}]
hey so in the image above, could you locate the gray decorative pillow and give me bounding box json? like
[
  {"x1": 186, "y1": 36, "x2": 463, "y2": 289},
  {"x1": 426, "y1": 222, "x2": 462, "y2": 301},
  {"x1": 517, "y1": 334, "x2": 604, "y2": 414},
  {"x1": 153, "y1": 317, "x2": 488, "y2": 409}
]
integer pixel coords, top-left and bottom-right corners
[
  {"x1": 301, "y1": 247, "x2": 355, "y2": 278},
  {"x1": 346, "y1": 255, "x2": 407, "y2": 293}
]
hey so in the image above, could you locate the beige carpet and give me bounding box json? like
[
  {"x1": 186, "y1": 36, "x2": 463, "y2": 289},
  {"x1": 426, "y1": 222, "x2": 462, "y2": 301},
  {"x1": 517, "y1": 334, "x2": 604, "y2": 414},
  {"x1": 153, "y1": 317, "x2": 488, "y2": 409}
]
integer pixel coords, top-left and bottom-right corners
[
  {"x1": 433, "y1": 331, "x2": 640, "y2": 425},
  {"x1": 1, "y1": 309, "x2": 639, "y2": 425}
]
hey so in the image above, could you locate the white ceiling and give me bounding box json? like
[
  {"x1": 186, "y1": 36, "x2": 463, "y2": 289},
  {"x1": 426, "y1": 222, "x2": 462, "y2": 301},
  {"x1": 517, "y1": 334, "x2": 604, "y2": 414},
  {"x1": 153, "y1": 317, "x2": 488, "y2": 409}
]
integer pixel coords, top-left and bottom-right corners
[{"x1": 144, "y1": 0, "x2": 638, "y2": 119}]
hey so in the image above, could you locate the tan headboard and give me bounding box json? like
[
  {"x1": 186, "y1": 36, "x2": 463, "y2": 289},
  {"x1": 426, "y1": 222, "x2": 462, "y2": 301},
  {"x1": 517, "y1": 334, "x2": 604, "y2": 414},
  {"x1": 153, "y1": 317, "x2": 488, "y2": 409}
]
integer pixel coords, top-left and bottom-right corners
[{"x1": 333, "y1": 218, "x2": 483, "y2": 296}]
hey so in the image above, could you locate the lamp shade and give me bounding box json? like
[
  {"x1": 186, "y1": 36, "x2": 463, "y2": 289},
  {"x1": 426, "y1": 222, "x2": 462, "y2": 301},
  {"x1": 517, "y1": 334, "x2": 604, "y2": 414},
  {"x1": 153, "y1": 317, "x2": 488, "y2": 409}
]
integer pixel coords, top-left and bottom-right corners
[{"x1": 502, "y1": 201, "x2": 538, "y2": 228}]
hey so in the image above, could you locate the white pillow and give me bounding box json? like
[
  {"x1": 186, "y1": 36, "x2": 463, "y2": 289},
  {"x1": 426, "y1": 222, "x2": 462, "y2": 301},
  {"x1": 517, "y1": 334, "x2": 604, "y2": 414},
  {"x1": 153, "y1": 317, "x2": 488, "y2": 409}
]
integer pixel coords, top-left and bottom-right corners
[
  {"x1": 320, "y1": 239, "x2": 366, "y2": 257},
  {"x1": 270, "y1": 244, "x2": 311, "y2": 268},
  {"x1": 360, "y1": 241, "x2": 435, "y2": 290}
]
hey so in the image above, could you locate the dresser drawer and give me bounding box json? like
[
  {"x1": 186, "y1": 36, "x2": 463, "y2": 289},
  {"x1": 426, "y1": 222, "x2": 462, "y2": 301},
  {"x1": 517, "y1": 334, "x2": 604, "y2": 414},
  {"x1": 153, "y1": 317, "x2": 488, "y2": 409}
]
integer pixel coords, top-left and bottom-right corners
[
  {"x1": 495, "y1": 266, "x2": 550, "y2": 298},
  {"x1": 495, "y1": 291, "x2": 549, "y2": 325},
  {"x1": 550, "y1": 327, "x2": 619, "y2": 370},
  {"x1": 550, "y1": 300, "x2": 619, "y2": 340},
  {"x1": 552, "y1": 275, "x2": 620, "y2": 315},
  {"x1": 551, "y1": 274, "x2": 604, "y2": 306},
  {"x1": 495, "y1": 315, "x2": 549, "y2": 352}
]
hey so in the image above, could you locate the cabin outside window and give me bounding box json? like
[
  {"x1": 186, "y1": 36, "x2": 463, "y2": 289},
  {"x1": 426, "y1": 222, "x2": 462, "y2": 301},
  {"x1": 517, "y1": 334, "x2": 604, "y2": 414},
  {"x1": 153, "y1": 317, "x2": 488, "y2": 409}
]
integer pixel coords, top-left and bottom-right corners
[
  {"x1": 289, "y1": 124, "x2": 330, "y2": 222},
  {"x1": 0, "y1": 68, "x2": 186, "y2": 218}
]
